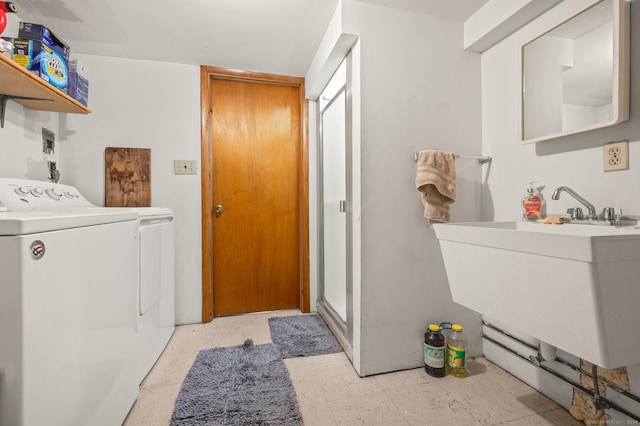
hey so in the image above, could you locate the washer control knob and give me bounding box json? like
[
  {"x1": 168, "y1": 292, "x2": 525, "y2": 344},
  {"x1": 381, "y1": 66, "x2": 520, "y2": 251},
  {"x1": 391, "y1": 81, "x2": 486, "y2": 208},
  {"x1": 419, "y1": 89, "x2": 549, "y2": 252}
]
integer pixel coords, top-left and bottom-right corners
[
  {"x1": 14, "y1": 186, "x2": 31, "y2": 196},
  {"x1": 64, "y1": 190, "x2": 77, "y2": 199},
  {"x1": 30, "y1": 187, "x2": 44, "y2": 197},
  {"x1": 46, "y1": 188, "x2": 63, "y2": 200}
]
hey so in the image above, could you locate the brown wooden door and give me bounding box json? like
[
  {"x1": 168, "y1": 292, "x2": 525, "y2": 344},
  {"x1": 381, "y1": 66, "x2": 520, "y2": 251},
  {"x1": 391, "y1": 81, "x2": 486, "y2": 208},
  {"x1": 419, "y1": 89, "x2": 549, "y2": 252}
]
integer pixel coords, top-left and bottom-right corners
[{"x1": 209, "y1": 77, "x2": 301, "y2": 317}]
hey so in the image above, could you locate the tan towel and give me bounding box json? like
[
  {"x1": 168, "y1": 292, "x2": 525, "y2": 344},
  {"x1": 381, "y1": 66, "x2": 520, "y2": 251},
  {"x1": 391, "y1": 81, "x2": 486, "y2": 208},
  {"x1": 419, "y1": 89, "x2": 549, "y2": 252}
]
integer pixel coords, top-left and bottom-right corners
[{"x1": 415, "y1": 150, "x2": 456, "y2": 223}]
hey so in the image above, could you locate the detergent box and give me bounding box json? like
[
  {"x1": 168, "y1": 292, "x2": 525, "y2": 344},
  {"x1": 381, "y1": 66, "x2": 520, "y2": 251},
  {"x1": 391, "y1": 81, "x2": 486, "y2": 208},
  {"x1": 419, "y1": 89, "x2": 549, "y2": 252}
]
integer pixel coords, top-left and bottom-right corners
[
  {"x1": 14, "y1": 22, "x2": 70, "y2": 93},
  {"x1": 68, "y1": 57, "x2": 89, "y2": 106}
]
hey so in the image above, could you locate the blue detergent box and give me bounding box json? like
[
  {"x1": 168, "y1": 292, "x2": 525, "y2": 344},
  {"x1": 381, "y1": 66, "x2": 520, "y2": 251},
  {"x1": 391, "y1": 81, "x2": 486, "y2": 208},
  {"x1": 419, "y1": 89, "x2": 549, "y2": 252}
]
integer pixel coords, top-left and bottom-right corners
[{"x1": 15, "y1": 22, "x2": 70, "y2": 93}]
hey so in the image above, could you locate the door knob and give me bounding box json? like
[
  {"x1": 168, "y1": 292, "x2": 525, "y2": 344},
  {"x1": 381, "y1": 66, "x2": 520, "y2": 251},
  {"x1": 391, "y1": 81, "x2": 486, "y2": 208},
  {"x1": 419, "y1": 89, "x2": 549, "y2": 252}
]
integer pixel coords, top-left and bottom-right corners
[{"x1": 215, "y1": 204, "x2": 224, "y2": 218}]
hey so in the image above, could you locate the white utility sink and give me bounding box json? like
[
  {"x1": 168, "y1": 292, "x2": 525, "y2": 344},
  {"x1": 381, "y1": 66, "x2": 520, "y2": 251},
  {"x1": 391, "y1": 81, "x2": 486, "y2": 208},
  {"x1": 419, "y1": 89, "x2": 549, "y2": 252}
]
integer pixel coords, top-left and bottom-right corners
[{"x1": 433, "y1": 221, "x2": 640, "y2": 369}]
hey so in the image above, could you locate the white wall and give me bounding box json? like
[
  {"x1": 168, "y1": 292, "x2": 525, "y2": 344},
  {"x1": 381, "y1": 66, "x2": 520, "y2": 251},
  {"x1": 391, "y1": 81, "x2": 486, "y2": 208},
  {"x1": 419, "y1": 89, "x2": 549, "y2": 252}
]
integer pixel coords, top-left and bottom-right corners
[
  {"x1": 0, "y1": 54, "x2": 202, "y2": 325},
  {"x1": 61, "y1": 55, "x2": 202, "y2": 325},
  {"x1": 0, "y1": 97, "x2": 62, "y2": 180},
  {"x1": 482, "y1": 0, "x2": 640, "y2": 419},
  {"x1": 338, "y1": 0, "x2": 484, "y2": 376},
  {"x1": 483, "y1": 0, "x2": 640, "y2": 220},
  {"x1": 0, "y1": 13, "x2": 59, "y2": 179}
]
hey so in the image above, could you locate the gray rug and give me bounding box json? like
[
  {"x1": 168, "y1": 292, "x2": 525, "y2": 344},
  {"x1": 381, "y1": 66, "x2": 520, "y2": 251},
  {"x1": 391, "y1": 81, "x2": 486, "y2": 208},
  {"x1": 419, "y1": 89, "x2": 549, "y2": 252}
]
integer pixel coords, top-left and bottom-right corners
[
  {"x1": 268, "y1": 314, "x2": 342, "y2": 358},
  {"x1": 171, "y1": 339, "x2": 301, "y2": 426}
]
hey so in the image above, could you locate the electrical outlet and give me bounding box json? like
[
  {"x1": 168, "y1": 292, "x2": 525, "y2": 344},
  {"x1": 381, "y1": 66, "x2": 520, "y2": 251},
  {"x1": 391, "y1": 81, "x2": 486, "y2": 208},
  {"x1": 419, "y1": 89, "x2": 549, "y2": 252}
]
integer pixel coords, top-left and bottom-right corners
[
  {"x1": 603, "y1": 141, "x2": 629, "y2": 172},
  {"x1": 174, "y1": 160, "x2": 197, "y2": 175}
]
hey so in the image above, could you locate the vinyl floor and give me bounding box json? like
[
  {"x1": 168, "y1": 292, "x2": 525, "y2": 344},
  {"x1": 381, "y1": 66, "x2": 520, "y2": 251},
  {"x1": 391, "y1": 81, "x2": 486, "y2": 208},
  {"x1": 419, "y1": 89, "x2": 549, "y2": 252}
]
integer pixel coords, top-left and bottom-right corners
[{"x1": 123, "y1": 309, "x2": 582, "y2": 426}]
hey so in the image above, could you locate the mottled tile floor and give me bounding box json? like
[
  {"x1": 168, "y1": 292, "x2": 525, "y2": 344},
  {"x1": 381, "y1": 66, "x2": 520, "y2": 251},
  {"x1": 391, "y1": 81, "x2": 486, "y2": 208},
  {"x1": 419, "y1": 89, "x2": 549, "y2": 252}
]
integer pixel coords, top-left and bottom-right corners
[{"x1": 124, "y1": 310, "x2": 582, "y2": 425}]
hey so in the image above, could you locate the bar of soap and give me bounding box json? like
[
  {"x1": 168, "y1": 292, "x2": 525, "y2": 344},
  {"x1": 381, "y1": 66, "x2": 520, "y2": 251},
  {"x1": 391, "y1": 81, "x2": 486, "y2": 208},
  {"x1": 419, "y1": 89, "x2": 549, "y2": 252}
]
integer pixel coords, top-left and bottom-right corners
[{"x1": 544, "y1": 217, "x2": 564, "y2": 224}]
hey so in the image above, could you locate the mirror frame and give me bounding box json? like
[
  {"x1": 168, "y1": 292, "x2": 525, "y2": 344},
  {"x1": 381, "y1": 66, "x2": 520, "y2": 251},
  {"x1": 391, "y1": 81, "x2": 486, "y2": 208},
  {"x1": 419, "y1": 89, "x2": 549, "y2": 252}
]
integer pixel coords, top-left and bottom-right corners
[{"x1": 519, "y1": 0, "x2": 630, "y2": 144}]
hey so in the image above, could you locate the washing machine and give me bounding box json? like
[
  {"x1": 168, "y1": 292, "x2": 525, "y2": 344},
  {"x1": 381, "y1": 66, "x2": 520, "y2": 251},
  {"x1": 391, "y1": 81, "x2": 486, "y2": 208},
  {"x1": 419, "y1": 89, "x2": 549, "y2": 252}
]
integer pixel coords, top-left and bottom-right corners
[
  {"x1": 130, "y1": 207, "x2": 175, "y2": 384},
  {"x1": 0, "y1": 178, "x2": 139, "y2": 426}
]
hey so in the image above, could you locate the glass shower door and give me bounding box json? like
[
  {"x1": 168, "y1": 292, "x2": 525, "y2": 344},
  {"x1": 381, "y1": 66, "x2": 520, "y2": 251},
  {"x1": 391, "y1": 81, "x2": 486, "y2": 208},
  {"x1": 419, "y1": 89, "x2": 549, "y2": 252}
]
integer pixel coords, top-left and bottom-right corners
[{"x1": 321, "y1": 85, "x2": 347, "y2": 322}]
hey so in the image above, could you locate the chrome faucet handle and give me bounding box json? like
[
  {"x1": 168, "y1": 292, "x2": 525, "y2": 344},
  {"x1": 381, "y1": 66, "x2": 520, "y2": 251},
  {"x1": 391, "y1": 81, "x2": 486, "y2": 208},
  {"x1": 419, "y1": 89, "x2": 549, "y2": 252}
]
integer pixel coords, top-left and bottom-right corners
[
  {"x1": 567, "y1": 207, "x2": 584, "y2": 220},
  {"x1": 602, "y1": 207, "x2": 622, "y2": 220},
  {"x1": 601, "y1": 207, "x2": 617, "y2": 221}
]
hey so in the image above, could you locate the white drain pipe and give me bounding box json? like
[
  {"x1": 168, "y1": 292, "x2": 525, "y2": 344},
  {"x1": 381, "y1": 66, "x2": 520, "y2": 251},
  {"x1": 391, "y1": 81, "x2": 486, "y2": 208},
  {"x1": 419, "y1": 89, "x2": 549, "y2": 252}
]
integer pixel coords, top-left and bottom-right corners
[{"x1": 539, "y1": 340, "x2": 556, "y2": 362}]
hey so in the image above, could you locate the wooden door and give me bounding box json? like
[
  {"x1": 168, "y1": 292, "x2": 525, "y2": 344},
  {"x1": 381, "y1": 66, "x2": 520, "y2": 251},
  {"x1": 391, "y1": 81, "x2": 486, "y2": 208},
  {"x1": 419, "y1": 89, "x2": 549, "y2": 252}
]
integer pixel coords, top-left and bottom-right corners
[{"x1": 206, "y1": 75, "x2": 302, "y2": 317}]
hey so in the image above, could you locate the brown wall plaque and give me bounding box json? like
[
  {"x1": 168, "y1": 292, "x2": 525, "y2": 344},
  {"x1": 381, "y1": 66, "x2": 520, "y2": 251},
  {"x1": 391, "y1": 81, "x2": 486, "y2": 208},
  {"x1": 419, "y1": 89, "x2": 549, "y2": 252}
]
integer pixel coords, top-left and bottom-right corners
[{"x1": 105, "y1": 147, "x2": 151, "y2": 207}]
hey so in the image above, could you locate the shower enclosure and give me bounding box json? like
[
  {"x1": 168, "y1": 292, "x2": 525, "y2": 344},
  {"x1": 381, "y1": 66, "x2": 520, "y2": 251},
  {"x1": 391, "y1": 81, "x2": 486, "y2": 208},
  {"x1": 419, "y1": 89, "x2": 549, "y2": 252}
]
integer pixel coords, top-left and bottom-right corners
[{"x1": 317, "y1": 57, "x2": 353, "y2": 353}]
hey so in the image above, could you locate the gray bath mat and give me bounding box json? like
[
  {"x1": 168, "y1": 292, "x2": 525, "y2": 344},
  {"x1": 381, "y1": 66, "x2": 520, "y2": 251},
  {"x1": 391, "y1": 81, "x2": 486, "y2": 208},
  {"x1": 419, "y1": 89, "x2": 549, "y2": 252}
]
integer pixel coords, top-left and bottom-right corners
[
  {"x1": 268, "y1": 314, "x2": 342, "y2": 358},
  {"x1": 171, "y1": 339, "x2": 301, "y2": 426}
]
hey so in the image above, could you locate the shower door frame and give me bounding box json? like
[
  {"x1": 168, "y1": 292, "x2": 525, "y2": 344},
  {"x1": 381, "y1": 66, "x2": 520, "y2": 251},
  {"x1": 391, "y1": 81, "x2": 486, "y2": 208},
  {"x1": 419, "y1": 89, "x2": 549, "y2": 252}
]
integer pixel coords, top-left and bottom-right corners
[{"x1": 317, "y1": 54, "x2": 353, "y2": 353}]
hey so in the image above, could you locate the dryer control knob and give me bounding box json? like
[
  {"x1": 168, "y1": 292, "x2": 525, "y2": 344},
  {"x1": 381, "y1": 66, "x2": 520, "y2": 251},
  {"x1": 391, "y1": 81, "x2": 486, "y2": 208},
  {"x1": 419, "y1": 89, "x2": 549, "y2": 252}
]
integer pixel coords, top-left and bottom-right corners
[
  {"x1": 14, "y1": 186, "x2": 31, "y2": 196},
  {"x1": 30, "y1": 187, "x2": 44, "y2": 197},
  {"x1": 46, "y1": 188, "x2": 63, "y2": 200}
]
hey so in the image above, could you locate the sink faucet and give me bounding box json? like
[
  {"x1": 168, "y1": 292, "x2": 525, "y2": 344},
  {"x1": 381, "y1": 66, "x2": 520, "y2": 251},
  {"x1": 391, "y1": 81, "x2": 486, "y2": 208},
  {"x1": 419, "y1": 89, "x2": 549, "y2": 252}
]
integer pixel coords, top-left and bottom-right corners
[{"x1": 551, "y1": 186, "x2": 597, "y2": 219}]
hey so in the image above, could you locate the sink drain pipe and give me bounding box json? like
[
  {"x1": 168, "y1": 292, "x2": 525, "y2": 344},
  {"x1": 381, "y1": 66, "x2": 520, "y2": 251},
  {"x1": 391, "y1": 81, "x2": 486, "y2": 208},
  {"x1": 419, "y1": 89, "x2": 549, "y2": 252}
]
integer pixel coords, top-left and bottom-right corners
[
  {"x1": 483, "y1": 320, "x2": 640, "y2": 408},
  {"x1": 481, "y1": 320, "x2": 640, "y2": 422}
]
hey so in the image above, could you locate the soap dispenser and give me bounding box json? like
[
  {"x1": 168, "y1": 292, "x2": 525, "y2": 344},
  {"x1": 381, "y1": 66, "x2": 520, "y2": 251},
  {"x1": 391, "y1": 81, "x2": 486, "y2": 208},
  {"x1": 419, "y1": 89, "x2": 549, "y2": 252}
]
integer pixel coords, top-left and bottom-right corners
[{"x1": 522, "y1": 182, "x2": 543, "y2": 222}]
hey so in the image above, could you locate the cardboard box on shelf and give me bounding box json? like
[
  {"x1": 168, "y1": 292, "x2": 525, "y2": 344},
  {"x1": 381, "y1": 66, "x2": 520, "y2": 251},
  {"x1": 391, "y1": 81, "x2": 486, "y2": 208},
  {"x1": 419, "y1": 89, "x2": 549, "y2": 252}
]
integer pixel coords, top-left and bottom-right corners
[
  {"x1": 14, "y1": 22, "x2": 70, "y2": 93},
  {"x1": 69, "y1": 58, "x2": 89, "y2": 106}
]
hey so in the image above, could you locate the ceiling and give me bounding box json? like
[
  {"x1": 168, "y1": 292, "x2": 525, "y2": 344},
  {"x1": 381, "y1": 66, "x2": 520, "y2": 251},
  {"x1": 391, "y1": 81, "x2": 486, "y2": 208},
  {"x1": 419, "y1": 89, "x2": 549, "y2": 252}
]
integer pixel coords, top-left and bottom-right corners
[{"x1": 11, "y1": 0, "x2": 489, "y2": 77}]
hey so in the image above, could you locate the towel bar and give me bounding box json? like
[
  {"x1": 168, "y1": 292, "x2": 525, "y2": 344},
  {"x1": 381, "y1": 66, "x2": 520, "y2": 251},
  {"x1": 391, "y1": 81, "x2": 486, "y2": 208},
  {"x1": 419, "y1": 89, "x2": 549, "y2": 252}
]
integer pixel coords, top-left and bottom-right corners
[{"x1": 413, "y1": 152, "x2": 492, "y2": 165}]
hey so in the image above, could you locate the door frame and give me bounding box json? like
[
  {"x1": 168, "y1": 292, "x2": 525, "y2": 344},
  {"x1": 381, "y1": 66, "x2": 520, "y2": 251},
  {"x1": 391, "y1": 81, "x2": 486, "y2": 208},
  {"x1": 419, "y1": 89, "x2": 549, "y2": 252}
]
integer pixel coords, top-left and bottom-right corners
[{"x1": 200, "y1": 66, "x2": 310, "y2": 322}]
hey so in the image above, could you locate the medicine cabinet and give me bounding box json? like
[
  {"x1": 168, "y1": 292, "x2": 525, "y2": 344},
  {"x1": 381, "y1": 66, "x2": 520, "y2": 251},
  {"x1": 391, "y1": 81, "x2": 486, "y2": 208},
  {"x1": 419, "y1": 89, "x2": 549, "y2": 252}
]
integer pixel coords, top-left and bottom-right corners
[{"x1": 520, "y1": 0, "x2": 629, "y2": 144}]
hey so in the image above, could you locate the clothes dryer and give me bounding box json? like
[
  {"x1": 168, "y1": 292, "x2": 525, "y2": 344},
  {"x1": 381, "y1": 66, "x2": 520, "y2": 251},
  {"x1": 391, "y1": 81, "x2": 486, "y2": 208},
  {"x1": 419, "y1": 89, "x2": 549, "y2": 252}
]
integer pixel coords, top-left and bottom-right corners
[{"x1": 129, "y1": 207, "x2": 175, "y2": 384}]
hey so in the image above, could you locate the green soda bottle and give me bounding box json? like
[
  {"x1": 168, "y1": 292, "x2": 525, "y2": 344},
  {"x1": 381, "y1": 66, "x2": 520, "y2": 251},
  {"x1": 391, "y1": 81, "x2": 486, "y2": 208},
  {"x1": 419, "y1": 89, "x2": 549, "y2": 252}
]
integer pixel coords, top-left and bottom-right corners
[{"x1": 447, "y1": 324, "x2": 468, "y2": 378}]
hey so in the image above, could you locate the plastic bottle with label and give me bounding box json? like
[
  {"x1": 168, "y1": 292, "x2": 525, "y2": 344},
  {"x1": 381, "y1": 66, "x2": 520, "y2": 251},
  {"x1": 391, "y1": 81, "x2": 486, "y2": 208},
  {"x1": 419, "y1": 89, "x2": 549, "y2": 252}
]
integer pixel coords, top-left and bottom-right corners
[
  {"x1": 439, "y1": 322, "x2": 453, "y2": 374},
  {"x1": 439, "y1": 322, "x2": 453, "y2": 345},
  {"x1": 424, "y1": 324, "x2": 445, "y2": 378},
  {"x1": 447, "y1": 324, "x2": 468, "y2": 378},
  {"x1": 522, "y1": 181, "x2": 543, "y2": 222}
]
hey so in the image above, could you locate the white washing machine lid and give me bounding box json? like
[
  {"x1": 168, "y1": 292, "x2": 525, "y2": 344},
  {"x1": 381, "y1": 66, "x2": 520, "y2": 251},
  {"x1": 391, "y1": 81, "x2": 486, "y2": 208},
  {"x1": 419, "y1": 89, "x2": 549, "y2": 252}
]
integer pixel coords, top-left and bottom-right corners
[{"x1": 0, "y1": 209, "x2": 138, "y2": 235}]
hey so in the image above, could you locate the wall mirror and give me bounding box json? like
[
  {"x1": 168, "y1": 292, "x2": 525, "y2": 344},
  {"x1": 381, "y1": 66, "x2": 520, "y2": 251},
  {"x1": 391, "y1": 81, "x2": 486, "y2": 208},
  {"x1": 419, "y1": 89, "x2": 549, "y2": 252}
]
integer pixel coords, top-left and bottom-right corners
[{"x1": 520, "y1": 0, "x2": 630, "y2": 144}]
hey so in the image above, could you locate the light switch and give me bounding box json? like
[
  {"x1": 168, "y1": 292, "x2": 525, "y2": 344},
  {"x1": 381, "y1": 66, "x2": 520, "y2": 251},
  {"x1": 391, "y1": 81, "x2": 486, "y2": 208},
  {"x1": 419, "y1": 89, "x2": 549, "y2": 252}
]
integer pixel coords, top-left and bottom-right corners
[{"x1": 174, "y1": 160, "x2": 197, "y2": 175}]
